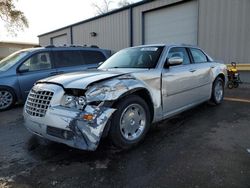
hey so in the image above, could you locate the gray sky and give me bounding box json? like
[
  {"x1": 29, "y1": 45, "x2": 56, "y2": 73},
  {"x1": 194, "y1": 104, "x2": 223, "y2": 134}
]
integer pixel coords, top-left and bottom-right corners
[{"x1": 0, "y1": 0, "x2": 140, "y2": 44}]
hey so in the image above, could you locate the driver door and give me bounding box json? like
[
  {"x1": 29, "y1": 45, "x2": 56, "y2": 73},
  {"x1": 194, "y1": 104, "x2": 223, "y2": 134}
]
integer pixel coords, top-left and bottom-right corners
[
  {"x1": 161, "y1": 47, "x2": 198, "y2": 116},
  {"x1": 17, "y1": 51, "x2": 57, "y2": 100}
]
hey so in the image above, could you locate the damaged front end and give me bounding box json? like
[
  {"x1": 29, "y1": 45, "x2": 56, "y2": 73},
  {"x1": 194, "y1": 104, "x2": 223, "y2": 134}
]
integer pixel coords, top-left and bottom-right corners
[
  {"x1": 24, "y1": 74, "x2": 146, "y2": 151},
  {"x1": 23, "y1": 82, "x2": 116, "y2": 151},
  {"x1": 67, "y1": 105, "x2": 115, "y2": 150}
]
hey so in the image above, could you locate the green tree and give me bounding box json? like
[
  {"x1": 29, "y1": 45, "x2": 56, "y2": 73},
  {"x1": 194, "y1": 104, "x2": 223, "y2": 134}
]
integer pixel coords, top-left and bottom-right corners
[{"x1": 0, "y1": 0, "x2": 28, "y2": 35}]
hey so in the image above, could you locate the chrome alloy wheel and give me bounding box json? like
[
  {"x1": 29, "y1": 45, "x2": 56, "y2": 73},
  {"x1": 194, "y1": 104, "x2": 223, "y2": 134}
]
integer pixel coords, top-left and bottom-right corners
[
  {"x1": 214, "y1": 80, "x2": 223, "y2": 102},
  {"x1": 119, "y1": 103, "x2": 146, "y2": 141},
  {"x1": 0, "y1": 90, "x2": 13, "y2": 110}
]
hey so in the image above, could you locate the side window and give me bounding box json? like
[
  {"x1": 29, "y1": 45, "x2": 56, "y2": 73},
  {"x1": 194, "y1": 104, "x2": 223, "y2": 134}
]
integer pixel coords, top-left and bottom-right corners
[
  {"x1": 190, "y1": 48, "x2": 207, "y2": 63},
  {"x1": 54, "y1": 51, "x2": 84, "y2": 68},
  {"x1": 19, "y1": 52, "x2": 52, "y2": 72},
  {"x1": 80, "y1": 51, "x2": 106, "y2": 64},
  {"x1": 167, "y1": 47, "x2": 190, "y2": 65}
]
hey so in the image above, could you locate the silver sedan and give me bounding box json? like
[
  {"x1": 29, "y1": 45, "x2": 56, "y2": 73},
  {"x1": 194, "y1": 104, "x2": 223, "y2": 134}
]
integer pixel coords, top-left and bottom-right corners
[{"x1": 23, "y1": 44, "x2": 227, "y2": 151}]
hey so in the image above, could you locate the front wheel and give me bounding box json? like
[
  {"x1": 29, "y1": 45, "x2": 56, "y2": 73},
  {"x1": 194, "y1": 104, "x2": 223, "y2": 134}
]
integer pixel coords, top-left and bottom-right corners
[
  {"x1": 0, "y1": 88, "x2": 16, "y2": 111},
  {"x1": 210, "y1": 77, "x2": 224, "y2": 105},
  {"x1": 109, "y1": 95, "x2": 151, "y2": 149}
]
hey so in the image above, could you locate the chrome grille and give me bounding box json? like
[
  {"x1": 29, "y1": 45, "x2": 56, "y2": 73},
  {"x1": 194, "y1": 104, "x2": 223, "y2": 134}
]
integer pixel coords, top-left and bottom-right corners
[{"x1": 25, "y1": 89, "x2": 54, "y2": 117}]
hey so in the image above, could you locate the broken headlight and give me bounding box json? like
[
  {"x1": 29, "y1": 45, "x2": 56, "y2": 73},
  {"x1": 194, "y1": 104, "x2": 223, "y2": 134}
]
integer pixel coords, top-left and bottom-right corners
[
  {"x1": 61, "y1": 95, "x2": 86, "y2": 110},
  {"x1": 85, "y1": 86, "x2": 112, "y2": 101}
]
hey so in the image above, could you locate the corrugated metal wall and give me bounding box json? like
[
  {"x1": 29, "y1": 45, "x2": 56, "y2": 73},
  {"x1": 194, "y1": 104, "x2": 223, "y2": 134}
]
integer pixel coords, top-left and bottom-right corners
[
  {"x1": 198, "y1": 0, "x2": 250, "y2": 64},
  {"x1": 38, "y1": 0, "x2": 186, "y2": 50},
  {"x1": 72, "y1": 10, "x2": 130, "y2": 52},
  {"x1": 38, "y1": 0, "x2": 250, "y2": 68}
]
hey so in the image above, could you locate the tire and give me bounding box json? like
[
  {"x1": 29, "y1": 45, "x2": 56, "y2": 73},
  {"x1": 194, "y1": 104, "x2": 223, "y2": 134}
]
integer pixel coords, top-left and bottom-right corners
[
  {"x1": 233, "y1": 82, "x2": 239, "y2": 88},
  {"x1": 0, "y1": 87, "x2": 16, "y2": 111},
  {"x1": 210, "y1": 77, "x2": 224, "y2": 105},
  {"x1": 109, "y1": 95, "x2": 151, "y2": 149},
  {"x1": 227, "y1": 81, "x2": 233, "y2": 89}
]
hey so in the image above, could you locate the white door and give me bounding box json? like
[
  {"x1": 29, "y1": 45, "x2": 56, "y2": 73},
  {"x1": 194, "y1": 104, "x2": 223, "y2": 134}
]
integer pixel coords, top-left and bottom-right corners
[
  {"x1": 52, "y1": 34, "x2": 68, "y2": 46},
  {"x1": 144, "y1": 1, "x2": 198, "y2": 45}
]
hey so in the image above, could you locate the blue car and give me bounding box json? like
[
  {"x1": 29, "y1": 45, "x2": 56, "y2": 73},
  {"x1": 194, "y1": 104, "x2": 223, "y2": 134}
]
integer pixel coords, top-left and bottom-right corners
[{"x1": 0, "y1": 46, "x2": 111, "y2": 111}]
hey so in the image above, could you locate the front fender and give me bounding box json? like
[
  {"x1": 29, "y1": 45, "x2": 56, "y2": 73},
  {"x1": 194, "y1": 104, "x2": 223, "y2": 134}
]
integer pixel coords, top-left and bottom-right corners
[{"x1": 85, "y1": 75, "x2": 153, "y2": 103}]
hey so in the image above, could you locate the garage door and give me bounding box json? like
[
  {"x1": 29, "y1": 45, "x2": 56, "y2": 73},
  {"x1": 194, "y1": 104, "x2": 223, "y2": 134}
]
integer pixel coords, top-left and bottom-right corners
[
  {"x1": 51, "y1": 34, "x2": 68, "y2": 46},
  {"x1": 144, "y1": 1, "x2": 198, "y2": 45}
]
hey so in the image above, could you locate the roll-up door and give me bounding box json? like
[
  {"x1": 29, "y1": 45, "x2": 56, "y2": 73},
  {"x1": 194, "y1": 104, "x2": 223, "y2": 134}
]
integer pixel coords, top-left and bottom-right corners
[
  {"x1": 51, "y1": 34, "x2": 68, "y2": 46},
  {"x1": 144, "y1": 1, "x2": 198, "y2": 45}
]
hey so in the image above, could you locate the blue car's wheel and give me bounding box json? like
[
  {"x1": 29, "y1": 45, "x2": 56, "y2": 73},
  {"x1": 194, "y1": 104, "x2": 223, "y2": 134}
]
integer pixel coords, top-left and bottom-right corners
[{"x1": 0, "y1": 88, "x2": 16, "y2": 111}]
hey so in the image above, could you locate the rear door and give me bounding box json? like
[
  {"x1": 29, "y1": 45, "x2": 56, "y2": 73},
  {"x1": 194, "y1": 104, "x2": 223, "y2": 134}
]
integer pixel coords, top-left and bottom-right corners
[
  {"x1": 188, "y1": 48, "x2": 214, "y2": 100},
  {"x1": 17, "y1": 51, "x2": 57, "y2": 99},
  {"x1": 52, "y1": 50, "x2": 107, "y2": 74}
]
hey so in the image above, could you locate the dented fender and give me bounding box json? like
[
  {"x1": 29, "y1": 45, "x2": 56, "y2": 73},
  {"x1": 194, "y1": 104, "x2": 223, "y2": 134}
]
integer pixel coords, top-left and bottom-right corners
[{"x1": 85, "y1": 74, "x2": 153, "y2": 103}]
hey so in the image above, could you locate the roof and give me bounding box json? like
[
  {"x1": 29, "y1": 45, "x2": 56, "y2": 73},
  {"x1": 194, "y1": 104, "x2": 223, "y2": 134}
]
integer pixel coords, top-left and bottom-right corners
[
  {"x1": 38, "y1": 0, "x2": 154, "y2": 37},
  {"x1": 0, "y1": 41, "x2": 38, "y2": 46}
]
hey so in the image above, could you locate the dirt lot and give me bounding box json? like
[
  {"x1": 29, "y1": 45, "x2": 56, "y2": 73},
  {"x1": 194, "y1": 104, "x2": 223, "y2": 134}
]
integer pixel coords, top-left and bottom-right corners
[{"x1": 0, "y1": 86, "x2": 250, "y2": 188}]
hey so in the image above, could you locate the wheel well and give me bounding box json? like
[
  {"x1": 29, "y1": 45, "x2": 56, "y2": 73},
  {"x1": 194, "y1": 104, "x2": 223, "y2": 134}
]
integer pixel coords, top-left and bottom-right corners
[
  {"x1": 114, "y1": 88, "x2": 154, "y2": 123},
  {"x1": 216, "y1": 74, "x2": 225, "y2": 85}
]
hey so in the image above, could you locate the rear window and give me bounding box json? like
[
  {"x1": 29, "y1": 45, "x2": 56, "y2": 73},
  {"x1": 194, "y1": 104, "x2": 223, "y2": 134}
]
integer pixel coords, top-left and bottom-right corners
[
  {"x1": 54, "y1": 51, "x2": 83, "y2": 68},
  {"x1": 190, "y1": 48, "x2": 208, "y2": 63},
  {"x1": 80, "y1": 51, "x2": 106, "y2": 64},
  {"x1": 53, "y1": 50, "x2": 106, "y2": 68}
]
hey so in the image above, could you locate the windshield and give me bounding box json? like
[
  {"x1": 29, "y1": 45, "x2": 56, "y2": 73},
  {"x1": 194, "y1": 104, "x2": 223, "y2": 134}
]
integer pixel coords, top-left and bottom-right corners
[
  {"x1": 99, "y1": 46, "x2": 164, "y2": 69},
  {"x1": 0, "y1": 51, "x2": 29, "y2": 71}
]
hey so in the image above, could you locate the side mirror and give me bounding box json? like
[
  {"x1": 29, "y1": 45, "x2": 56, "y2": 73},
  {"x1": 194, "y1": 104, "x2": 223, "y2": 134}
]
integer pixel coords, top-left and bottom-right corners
[
  {"x1": 168, "y1": 57, "x2": 183, "y2": 66},
  {"x1": 17, "y1": 68, "x2": 29, "y2": 73}
]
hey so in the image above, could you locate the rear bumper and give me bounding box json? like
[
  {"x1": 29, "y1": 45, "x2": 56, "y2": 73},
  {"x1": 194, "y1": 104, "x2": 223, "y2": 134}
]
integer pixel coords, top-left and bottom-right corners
[{"x1": 23, "y1": 105, "x2": 115, "y2": 151}]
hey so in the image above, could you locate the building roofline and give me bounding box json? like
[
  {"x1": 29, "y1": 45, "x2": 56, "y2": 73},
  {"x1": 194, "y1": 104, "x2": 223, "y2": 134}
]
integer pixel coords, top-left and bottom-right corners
[
  {"x1": 38, "y1": 0, "x2": 154, "y2": 37},
  {"x1": 0, "y1": 41, "x2": 38, "y2": 46}
]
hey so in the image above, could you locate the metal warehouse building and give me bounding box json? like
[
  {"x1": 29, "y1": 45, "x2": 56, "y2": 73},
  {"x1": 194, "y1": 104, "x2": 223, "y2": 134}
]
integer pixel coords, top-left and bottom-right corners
[{"x1": 38, "y1": 0, "x2": 250, "y2": 81}]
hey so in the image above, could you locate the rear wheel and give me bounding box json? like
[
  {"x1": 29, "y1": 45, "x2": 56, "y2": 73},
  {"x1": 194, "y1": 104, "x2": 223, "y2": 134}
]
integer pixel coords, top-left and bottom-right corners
[
  {"x1": 227, "y1": 81, "x2": 233, "y2": 89},
  {"x1": 109, "y1": 95, "x2": 151, "y2": 149},
  {"x1": 0, "y1": 88, "x2": 16, "y2": 111},
  {"x1": 210, "y1": 77, "x2": 224, "y2": 105},
  {"x1": 233, "y1": 82, "x2": 239, "y2": 88}
]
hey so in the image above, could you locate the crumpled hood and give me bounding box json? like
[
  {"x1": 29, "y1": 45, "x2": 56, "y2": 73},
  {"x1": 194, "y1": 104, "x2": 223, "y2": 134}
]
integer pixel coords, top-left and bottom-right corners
[{"x1": 37, "y1": 69, "x2": 127, "y2": 89}]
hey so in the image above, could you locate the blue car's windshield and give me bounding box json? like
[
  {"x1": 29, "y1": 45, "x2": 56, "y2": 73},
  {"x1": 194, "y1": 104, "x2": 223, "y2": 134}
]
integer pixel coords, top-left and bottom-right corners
[
  {"x1": 99, "y1": 46, "x2": 164, "y2": 69},
  {"x1": 0, "y1": 51, "x2": 29, "y2": 71}
]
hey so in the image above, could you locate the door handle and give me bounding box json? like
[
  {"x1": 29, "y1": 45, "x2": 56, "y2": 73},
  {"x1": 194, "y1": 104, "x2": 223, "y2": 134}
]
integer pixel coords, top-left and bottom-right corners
[
  {"x1": 87, "y1": 67, "x2": 96, "y2": 70},
  {"x1": 189, "y1": 69, "x2": 196, "y2": 73},
  {"x1": 210, "y1": 66, "x2": 215, "y2": 69},
  {"x1": 57, "y1": 71, "x2": 65, "y2": 74},
  {"x1": 49, "y1": 72, "x2": 58, "y2": 76}
]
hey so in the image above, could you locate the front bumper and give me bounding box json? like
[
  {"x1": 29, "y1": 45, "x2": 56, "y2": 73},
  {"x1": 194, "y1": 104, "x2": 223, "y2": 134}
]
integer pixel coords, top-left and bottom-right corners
[{"x1": 24, "y1": 105, "x2": 115, "y2": 151}]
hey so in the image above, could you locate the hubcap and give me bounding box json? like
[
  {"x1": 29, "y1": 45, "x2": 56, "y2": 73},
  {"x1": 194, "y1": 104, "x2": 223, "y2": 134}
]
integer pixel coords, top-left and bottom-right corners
[
  {"x1": 120, "y1": 104, "x2": 146, "y2": 141},
  {"x1": 215, "y1": 81, "x2": 223, "y2": 102},
  {"x1": 0, "y1": 90, "x2": 13, "y2": 110}
]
